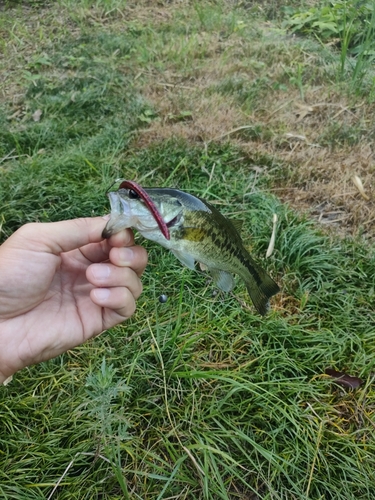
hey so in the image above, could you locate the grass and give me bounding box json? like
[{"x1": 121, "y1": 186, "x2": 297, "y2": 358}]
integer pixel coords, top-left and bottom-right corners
[
  {"x1": 284, "y1": 0, "x2": 375, "y2": 92},
  {"x1": 1, "y1": 1, "x2": 375, "y2": 499}
]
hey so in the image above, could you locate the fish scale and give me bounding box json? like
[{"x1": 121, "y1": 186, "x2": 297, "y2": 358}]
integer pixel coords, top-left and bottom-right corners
[{"x1": 176, "y1": 208, "x2": 265, "y2": 288}]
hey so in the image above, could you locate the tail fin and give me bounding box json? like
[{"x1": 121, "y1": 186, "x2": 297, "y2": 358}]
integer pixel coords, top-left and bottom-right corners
[{"x1": 245, "y1": 271, "x2": 280, "y2": 316}]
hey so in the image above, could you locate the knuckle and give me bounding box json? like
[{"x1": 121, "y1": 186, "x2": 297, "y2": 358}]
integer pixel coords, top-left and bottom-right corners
[
  {"x1": 123, "y1": 289, "x2": 136, "y2": 317},
  {"x1": 134, "y1": 279, "x2": 143, "y2": 299},
  {"x1": 122, "y1": 267, "x2": 134, "y2": 282},
  {"x1": 17, "y1": 222, "x2": 39, "y2": 237}
]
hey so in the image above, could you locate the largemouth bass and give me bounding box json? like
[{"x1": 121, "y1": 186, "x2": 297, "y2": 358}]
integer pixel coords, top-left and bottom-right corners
[{"x1": 103, "y1": 180, "x2": 280, "y2": 315}]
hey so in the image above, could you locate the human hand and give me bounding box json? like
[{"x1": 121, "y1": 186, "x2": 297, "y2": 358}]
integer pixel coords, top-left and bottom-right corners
[{"x1": 0, "y1": 217, "x2": 148, "y2": 382}]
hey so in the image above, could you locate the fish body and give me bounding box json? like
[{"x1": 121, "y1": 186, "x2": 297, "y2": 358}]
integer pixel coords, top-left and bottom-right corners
[{"x1": 103, "y1": 185, "x2": 280, "y2": 315}]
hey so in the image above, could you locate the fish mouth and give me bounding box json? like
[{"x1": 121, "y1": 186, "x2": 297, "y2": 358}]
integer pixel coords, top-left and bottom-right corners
[
  {"x1": 102, "y1": 191, "x2": 130, "y2": 238},
  {"x1": 102, "y1": 187, "x2": 174, "y2": 240},
  {"x1": 109, "y1": 191, "x2": 124, "y2": 214}
]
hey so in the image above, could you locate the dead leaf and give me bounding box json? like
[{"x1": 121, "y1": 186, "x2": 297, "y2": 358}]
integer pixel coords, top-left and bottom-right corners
[
  {"x1": 266, "y1": 213, "x2": 278, "y2": 258},
  {"x1": 284, "y1": 133, "x2": 307, "y2": 141},
  {"x1": 325, "y1": 368, "x2": 363, "y2": 389},
  {"x1": 295, "y1": 102, "x2": 314, "y2": 121},
  {"x1": 352, "y1": 175, "x2": 370, "y2": 201},
  {"x1": 32, "y1": 109, "x2": 42, "y2": 122},
  {"x1": 3, "y1": 375, "x2": 13, "y2": 386}
]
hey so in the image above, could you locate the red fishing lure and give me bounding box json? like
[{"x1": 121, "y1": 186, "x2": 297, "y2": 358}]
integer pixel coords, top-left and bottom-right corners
[{"x1": 119, "y1": 180, "x2": 170, "y2": 240}]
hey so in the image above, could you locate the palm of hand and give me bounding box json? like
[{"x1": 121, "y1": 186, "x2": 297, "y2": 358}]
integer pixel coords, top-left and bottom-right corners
[
  {"x1": 0, "y1": 219, "x2": 147, "y2": 379},
  {"x1": 0, "y1": 245, "x2": 105, "y2": 373}
]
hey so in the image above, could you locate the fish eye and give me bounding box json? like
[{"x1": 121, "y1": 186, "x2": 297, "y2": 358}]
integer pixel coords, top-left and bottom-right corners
[{"x1": 129, "y1": 189, "x2": 140, "y2": 199}]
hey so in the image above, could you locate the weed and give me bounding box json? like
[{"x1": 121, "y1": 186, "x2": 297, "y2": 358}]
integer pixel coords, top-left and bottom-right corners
[{"x1": 285, "y1": 0, "x2": 375, "y2": 89}]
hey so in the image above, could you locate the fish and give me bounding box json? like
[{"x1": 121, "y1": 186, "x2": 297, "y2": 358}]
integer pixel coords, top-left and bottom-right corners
[{"x1": 102, "y1": 180, "x2": 280, "y2": 315}]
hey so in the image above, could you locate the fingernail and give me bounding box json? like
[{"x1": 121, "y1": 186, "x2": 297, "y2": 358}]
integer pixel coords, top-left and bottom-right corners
[
  {"x1": 93, "y1": 288, "x2": 110, "y2": 301},
  {"x1": 91, "y1": 264, "x2": 111, "y2": 280},
  {"x1": 118, "y1": 247, "x2": 134, "y2": 265}
]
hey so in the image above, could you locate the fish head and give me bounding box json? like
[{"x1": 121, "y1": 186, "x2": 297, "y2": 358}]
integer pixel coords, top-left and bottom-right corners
[{"x1": 102, "y1": 185, "x2": 185, "y2": 241}]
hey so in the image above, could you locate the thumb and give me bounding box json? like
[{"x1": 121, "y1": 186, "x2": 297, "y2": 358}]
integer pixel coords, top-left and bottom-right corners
[{"x1": 12, "y1": 217, "x2": 109, "y2": 254}]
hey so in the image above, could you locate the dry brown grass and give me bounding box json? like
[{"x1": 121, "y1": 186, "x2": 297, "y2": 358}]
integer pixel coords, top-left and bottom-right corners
[
  {"x1": 136, "y1": 89, "x2": 244, "y2": 144},
  {"x1": 124, "y1": 3, "x2": 375, "y2": 241}
]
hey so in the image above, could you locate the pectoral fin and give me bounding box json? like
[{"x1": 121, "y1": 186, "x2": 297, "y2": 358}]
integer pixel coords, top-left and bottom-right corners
[
  {"x1": 209, "y1": 268, "x2": 235, "y2": 292},
  {"x1": 171, "y1": 249, "x2": 196, "y2": 270}
]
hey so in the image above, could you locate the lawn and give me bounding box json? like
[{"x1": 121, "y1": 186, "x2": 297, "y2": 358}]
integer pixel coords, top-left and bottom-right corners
[{"x1": 1, "y1": 1, "x2": 375, "y2": 499}]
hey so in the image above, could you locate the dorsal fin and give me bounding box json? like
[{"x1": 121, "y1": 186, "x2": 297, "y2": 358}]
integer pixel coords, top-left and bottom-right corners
[{"x1": 230, "y1": 219, "x2": 244, "y2": 233}]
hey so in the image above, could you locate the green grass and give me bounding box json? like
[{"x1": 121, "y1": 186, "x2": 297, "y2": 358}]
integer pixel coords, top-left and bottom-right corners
[
  {"x1": 284, "y1": 0, "x2": 375, "y2": 94},
  {"x1": 1, "y1": 1, "x2": 375, "y2": 499}
]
